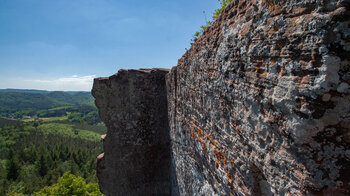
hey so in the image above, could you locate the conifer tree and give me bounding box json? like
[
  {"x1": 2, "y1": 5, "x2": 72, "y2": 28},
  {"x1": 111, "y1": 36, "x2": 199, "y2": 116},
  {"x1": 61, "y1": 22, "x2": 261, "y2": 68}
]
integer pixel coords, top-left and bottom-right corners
[
  {"x1": 7, "y1": 156, "x2": 20, "y2": 181},
  {"x1": 37, "y1": 154, "x2": 48, "y2": 177}
]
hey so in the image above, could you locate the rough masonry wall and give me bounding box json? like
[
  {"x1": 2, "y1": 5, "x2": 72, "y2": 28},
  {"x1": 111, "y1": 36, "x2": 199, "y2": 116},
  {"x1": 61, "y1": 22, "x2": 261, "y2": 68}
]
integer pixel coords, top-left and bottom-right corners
[
  {"x1": 167, "y1": 0, "x2": 350, "y2": 195},
  {"x1": 92, "y1": 69, "x2": 174, "y2": 196}
]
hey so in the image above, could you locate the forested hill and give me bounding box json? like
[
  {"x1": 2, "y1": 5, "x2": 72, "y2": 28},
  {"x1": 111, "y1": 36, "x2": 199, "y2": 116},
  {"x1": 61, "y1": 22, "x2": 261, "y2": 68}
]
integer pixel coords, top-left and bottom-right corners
[
  {"x1": 0, "y1": 89, "x2": 90, "y2": 94},
  {"x1": 0, "y1": 89, "x2": 105, "y2": 195},
  {"x1": 0, "y1": 89, "x2": 51, "y2": 94},
  {"x1": 0, "y1": 90, "x2": 94, "y2": 117}
]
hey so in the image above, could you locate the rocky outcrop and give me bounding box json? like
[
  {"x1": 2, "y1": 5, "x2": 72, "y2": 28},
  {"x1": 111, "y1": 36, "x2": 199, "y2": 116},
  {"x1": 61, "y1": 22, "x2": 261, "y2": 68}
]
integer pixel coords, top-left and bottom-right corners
[
  {"x1": 93, "y1": 0, "x2": 350, "y2": 195},
  {"x1": 167, "y1": 0, "x2": 350, "y2": 195},
  {"x1": 92, "y1": 69, "x2": 175, "y2": 195}
]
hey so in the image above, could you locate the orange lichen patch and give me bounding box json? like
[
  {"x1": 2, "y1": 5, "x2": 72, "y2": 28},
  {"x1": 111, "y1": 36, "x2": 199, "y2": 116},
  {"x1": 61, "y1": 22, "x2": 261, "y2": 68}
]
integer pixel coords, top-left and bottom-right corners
[
  {"x1": 190, "y1": 123, "x2": 210, "y2": 154},
  {"x1": 190, "y1": 121, "x2": 231, "y2": 172},
  {"x1": 197, "y1": 127, "x2": 203, "y2": 136},
  {"x1": 191, "y1": 128, "x2": 196, "y2": 138},
  {"x1": 202, "y1": 141, "x2": 207, "y2": 154},
  {"x1": 212, "y1": 140, "x2": 218, "y2": 147},
  {"x1": 206, "y1": 135, "x2": 212, "y2": 140},
  {"x1": 190, "y1": 123, "x2": 204, "y2": 138},
  {"x1": 227, "y1": 173, "x2": 233, "y2": 184},
  {"x1": 214, "y1": 148, "x2": 227, "y2": 165},
  {"x1": 269, "y1": 57, "x2": 278, "y2": 65}
]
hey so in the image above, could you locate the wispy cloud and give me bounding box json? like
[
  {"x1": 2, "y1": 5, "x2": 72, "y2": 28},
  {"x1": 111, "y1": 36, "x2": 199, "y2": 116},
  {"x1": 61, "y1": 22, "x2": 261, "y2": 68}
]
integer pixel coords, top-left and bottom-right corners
[
  {"x1": 30, "y1": 75, "x2": 96, "y2": 91},
  {"x1": 0, "y1": 75, "x2": 96, "y2": 91}
]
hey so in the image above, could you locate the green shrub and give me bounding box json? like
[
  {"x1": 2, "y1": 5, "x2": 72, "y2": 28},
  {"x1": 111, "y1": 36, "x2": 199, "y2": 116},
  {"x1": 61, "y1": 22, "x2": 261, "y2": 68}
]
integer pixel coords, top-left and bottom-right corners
[
  {"x1": 35, "y1": 172, "x2": 102, "y2": 196},
  {"x1": 194, "y1": 0, "x2": 233, "y2": 38}
]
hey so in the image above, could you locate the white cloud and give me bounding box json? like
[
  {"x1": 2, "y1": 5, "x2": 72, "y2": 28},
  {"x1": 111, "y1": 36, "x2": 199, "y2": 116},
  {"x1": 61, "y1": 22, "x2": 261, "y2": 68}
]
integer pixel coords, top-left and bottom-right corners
[
  {"x1": 30, "y1": 75, "x2": 96, "y2": 91},
  {"x1": 0, "y1": 75, "x2": 96, "y2": 91}
]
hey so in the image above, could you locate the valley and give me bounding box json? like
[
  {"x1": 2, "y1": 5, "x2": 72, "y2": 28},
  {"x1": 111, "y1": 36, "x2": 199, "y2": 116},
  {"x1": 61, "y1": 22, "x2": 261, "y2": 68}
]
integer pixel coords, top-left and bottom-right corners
[{"x1": 0, "y1": 89, "x2": 105, "y2": 195}]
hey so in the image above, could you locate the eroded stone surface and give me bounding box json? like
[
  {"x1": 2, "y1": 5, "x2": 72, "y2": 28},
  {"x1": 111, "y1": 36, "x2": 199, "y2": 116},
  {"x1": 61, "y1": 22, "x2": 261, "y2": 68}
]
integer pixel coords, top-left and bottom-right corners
[
  {"x1": 93, "y1": 0, "x2": 350, "y2": 195},
  {"x1": 92, "y1": 69, "x2": 174, "y2": 196},
  {"x1": 167, "y1": 0, "x2": 350, "y2": 195}
]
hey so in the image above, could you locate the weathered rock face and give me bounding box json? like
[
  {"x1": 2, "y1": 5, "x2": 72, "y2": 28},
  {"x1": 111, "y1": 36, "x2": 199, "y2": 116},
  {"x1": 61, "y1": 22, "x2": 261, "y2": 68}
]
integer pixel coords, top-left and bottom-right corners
[
  {"x1": 167, "y1": 0, "x2": 350, "y2": 195},
  {"x1": 92, "y1": 69, "x2": 174, "y2": 196},
  {"x1": 93, "y1": 0, "x2": 350, "y2": 195}
]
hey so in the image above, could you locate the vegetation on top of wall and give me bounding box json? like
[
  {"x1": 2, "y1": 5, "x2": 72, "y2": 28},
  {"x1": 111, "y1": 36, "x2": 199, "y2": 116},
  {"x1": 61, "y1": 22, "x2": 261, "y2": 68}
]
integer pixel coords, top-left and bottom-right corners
[{"x1": 194, "y1": 0, "x2": 233, "y2": 38}]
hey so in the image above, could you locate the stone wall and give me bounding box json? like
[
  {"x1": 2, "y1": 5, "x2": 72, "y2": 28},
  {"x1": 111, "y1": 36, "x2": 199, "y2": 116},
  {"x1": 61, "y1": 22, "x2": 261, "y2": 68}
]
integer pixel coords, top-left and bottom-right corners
[
  {"x1": 92, "y1": 69, "x2": 175, "y2": 196},
  {"x1": 167, "y1": 0, "x2": 350, "y2": 195},
  {"x1": 93, "y1": 0, "x2": 350, "y2": 195}
]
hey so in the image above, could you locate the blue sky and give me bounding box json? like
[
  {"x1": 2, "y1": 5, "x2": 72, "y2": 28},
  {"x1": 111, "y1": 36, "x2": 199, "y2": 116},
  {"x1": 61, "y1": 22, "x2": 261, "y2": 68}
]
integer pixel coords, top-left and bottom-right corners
[{"x1": 0, "y1": 0, "x2": 219, "y2": 91}]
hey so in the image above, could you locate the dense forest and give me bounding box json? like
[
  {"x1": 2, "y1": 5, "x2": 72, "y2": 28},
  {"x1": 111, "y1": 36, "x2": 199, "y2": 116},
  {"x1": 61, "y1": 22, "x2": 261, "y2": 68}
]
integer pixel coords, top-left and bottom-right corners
[{"x1": 0, "y1": 89, "x2": 105, "y2": 195}]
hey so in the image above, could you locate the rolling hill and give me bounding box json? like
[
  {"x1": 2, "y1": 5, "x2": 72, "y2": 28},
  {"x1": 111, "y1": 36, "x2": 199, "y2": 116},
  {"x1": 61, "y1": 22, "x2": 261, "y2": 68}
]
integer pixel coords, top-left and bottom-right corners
[{"x1": 0, "y1": 89, "x2": 94, "y2": 116}]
